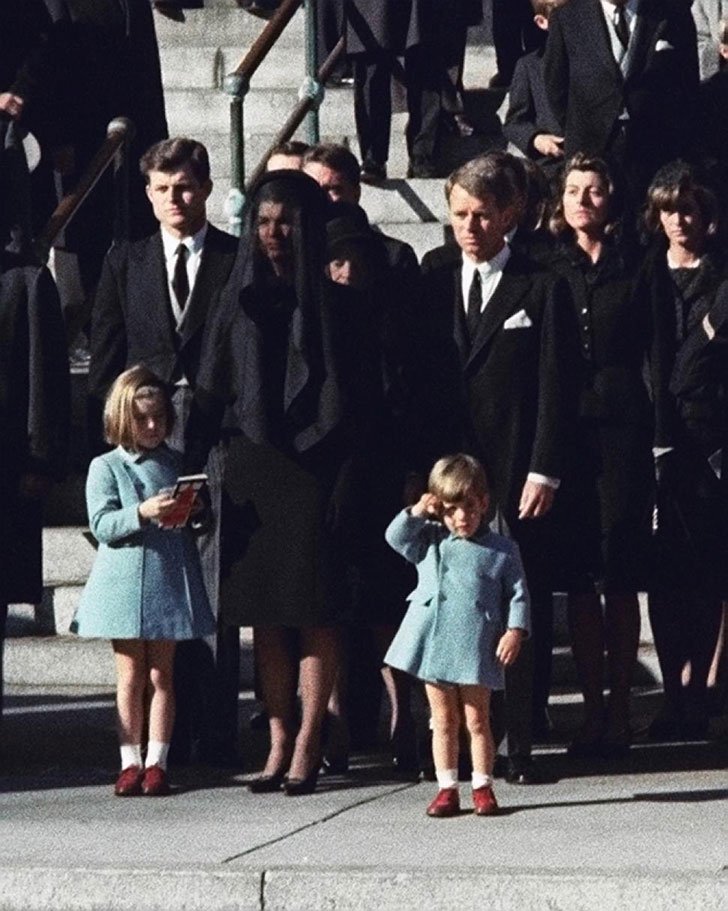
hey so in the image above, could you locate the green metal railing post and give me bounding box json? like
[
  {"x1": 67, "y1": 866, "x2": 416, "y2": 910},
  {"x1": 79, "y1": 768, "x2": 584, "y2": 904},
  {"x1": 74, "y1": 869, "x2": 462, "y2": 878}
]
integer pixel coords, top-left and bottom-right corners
[
  {"x1": 224, "y1": 73, "x2": 249, "y2": 238},
  {"x1": 303, "y1": 0, "x2": 320, "y2": 144}
]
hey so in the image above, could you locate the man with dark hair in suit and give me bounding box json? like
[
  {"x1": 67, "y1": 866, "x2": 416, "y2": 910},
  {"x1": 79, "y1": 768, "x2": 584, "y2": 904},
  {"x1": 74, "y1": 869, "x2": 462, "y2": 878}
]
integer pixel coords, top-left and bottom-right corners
[
  {"x1": 421, "y1": 153, "x2": 577, "y2": 783},
  {"x1": 89, "y1": 136, "x2": 240, "y2": 767},
  {"x1": 543, "y1": 0, "x2": 699, "y2": 205}
]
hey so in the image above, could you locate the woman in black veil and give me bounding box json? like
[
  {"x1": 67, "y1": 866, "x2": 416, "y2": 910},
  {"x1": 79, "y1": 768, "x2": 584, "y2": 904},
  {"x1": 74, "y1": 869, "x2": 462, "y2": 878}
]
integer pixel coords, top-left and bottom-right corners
[{"x1": 188, "y1": 171, "x2": 359, "y2": 794}]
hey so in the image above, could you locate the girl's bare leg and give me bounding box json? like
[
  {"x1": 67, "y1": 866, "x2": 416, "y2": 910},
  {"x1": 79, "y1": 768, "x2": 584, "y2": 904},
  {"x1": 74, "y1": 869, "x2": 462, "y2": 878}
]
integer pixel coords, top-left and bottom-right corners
[
  {"x1": 146, "y1": 640, "x2": 177, "y2": 744},
  {"x1": 113, "y1": 640, "x2": 147, "y2": 747}
]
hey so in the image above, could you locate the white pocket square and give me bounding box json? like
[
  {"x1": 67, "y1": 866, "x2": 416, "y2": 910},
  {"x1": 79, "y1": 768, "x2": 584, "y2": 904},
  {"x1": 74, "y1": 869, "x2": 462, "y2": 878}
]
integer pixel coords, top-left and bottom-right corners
[
  {"x1": 655, "y1": 39, "x2": 674, "y2": 52},
  {"x1": 503, "y1": 309, "x2": 533, "y2": 330}
]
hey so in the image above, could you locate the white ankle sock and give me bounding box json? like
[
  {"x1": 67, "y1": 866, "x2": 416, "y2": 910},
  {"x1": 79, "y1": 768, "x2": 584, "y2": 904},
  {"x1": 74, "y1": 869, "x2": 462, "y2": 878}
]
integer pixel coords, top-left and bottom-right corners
[
  {"x1": 145, "y1": 741, "x2": 170, "y2": 770},
  {"x1": 120, "y1": 744, "x2": 143, "y2": 770},
  {"x1": 435, "y1": 768, "x2": 458, "y2": 789},
  {"x1": 472, "y1": 772, "x2": 493, "y2": 790}
]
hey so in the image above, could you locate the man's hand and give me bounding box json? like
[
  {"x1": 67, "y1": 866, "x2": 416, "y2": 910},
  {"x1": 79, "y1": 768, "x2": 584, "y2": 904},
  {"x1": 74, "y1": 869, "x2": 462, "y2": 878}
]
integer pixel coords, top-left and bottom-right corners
[
  {"x1": 496, "y1": 628, "x2": 524, "y2": 666},
  {"x1": 518, "y1": 479, "x2": 554, "y2": 519},
  {"x1": 0, "y1": 93, "x2": 25, "y2": 120},
  {"x1": 532, "y1": 133, "x2": 564, "y2": 158}
]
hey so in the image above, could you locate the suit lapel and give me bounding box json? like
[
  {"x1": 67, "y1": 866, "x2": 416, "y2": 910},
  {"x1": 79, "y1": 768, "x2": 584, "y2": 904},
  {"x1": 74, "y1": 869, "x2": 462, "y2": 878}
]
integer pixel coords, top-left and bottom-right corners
[
  {"x1": 587, "y1": 0, "x2": 624, "y2": 82},
  {"x1": 450, "y1": 264, "x2": 470, "y2": 364},
  {"x1": 465, "y1": 255, "x2": 533, "y2": 370},
  {"x1": 178, "y1": 229, "x2": 218, "y2": 344},
  {"x1": 624, "y1": 0, "x2": 659, "y2": 82},
  {"x1": 142, "y1": 234, "x2": 178, "y2": 343}
]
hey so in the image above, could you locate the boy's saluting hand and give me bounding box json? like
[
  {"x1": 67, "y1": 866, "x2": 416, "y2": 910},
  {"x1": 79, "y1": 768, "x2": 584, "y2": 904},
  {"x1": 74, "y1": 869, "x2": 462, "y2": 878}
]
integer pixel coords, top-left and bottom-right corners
[
  {"x1": 410, "y1": 492, "x2": 442, "y2": 519},
  {"x1": 496, "y1": 628, "x2": 525, "y2": 666}
]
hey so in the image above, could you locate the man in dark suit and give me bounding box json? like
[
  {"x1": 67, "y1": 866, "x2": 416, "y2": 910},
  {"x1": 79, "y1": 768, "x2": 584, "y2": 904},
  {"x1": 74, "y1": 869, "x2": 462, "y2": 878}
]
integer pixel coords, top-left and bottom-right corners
[
  {"x1": 421, "y1": 153, "x2": 576, "y2": 782},
  {"x1": 89, "y1": 137, "x2": 240, "y2": 767},
  {"x1": 543, "y1": 0, "x2": 699, "y2": 204},
  {"x1": 503, "y1": 0, "x2": 566, "y2": 181}
]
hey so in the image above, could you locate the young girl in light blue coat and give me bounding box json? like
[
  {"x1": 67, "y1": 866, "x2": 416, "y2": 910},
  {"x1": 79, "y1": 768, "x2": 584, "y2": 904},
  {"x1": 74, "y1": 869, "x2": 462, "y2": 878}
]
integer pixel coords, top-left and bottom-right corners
[
  {"x1": 384, "y1": 454, "x2": 530, "y2": 818},
  {"x1": 72, "y1": 366, "x2": 215, "y2": 797}
]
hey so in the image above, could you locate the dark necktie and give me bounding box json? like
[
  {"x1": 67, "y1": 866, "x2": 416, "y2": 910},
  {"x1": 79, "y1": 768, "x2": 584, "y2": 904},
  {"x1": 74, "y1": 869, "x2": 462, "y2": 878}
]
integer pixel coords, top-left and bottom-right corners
[
  {"x1": 172, "y1": 243, "x2": 190, "y2": 311},
  {"x1": 613, "y1": 4, "x2": 629, "y2": 52},
  {"x1": 466, "y1": 270, "x2": 482, "y2": 340}
]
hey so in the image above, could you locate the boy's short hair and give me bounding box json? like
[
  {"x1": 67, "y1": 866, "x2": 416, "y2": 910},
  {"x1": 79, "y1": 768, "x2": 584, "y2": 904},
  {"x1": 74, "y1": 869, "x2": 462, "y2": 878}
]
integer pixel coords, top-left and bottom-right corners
[
  {"x1": 530, "y1": 0, "x2": 567, "y2": 18},
  {"x1": 139, "y1": 137, "x2": 211, "y2": 185},
  {"x1": 103, "y1": 365, "x2": 175, "y2": 450},
  {"x1": 302, "y1": 143, "x2": 361, "y2": 186},
  {"x1": 642, "y1": 160, "x2": 719, "y2": 237},
  {"x1": 445, "y1": 153, "x2": 522, "y2": 211},
  {"x1": 428, "y1": 454, "x2": 489, "y2": 502}
]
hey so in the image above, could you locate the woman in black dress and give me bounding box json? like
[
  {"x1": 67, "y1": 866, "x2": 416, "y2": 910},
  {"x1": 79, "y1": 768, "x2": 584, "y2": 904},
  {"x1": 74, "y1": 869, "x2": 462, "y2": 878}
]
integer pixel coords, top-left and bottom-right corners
[
  {"x1": 641, "y1": 162, "x2": 726, "y2": 740},
  {"x1": 188, "y1": 172, "x2": 360, "y2": 794},
  {"x1": 549, "y1": 153, "x2": 654, "y2": 756}
]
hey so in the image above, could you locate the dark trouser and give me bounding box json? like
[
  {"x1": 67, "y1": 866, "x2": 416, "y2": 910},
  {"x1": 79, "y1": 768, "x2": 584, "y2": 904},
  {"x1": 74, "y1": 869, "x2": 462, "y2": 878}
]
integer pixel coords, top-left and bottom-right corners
[
  {"x1": 491, "y1": 513, "x2": 555, "y2": 761},
  {"x1": 353, "y1": 45, "x2": 442, "y2": 168},
  {"x1": 491, "y1": 0, "x2": 544, "y2": 83},
  {"x1": 169, "y1": 389, "x2": 241, "y2": 765}
]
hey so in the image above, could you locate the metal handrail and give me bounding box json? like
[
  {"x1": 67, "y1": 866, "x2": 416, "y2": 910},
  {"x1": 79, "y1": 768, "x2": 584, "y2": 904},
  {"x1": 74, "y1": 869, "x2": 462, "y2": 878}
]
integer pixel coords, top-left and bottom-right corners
[
  {"x1": 34, "y1": 117, "x2": 134, "y2": 264},
  {"x1": 224, "y1": 0, "x2": 343, "y2": 235},
  {"x1": 245, "y1": 35, "x2": 345, "y2": 191}
]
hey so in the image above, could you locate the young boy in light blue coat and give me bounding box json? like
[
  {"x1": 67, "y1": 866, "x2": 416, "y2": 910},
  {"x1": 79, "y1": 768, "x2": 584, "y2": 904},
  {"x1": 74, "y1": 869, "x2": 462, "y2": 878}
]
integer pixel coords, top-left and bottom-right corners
[{"x1": 384, "y1": 454, "x2": 530, "y2": 818}]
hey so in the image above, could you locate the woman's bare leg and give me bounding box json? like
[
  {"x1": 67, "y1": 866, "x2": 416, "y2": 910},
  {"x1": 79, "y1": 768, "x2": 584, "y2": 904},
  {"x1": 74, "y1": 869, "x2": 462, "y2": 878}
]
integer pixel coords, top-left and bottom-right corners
[
  {"x1": 289, "y1": 627, "x2": 339, "y2": 780},
  {"x1": 255, "y1": 626, "x2": 298, "y2": 776}
]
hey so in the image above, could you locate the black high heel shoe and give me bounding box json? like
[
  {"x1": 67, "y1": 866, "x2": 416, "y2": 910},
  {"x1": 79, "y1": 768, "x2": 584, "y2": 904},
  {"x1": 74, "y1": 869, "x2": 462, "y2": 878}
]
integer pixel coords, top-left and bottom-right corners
[
  {"x1": 283, "y1": 764, "x2": 320, "y2": 796},
  {"x1": 248, "y1": 768, "x2": 287, "y2": 793}
]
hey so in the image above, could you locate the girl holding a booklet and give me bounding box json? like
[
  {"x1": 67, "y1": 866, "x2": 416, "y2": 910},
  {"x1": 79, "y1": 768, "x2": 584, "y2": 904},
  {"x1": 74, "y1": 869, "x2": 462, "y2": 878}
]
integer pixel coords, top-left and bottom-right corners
[{"x1": 71, "y1": 365, "x2": 215, "y2": 797}]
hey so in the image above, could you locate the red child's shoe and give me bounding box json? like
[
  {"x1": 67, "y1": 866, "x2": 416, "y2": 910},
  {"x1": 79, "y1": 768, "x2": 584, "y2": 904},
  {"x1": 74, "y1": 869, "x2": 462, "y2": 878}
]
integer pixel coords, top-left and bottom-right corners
[
  {"x1": 114, "y1": 765, "x2": 143, "y2": 797},
  {"x1": 472, "y1": 785, "x2": 499, "y2": 816},
  {"x1": 426, "y1": 787, "x2": 460, "y2": 817},
  {"x1": 141, "y1": 764, "x2": 171, "y2": 796}
]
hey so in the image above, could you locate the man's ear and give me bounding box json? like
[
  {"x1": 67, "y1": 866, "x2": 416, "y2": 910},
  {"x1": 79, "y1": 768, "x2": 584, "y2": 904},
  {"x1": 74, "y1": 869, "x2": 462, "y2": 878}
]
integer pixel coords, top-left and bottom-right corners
[
  {"x1": 203, "y1": 179, "x2": 213, "y2": 199},
  {"x1": 534, "y1": 14, "x2": 549, "y2": 31}
]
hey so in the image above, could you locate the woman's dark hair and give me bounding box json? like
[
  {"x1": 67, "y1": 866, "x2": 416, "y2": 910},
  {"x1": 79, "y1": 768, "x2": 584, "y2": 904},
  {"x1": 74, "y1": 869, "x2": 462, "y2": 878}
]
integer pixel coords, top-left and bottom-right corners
[
  {"x1": 642, "y1": 160, "x2": 720, "y2": 238},
  {"x1": 549, "y1": 152, "x2": 621, "y2": 239}
]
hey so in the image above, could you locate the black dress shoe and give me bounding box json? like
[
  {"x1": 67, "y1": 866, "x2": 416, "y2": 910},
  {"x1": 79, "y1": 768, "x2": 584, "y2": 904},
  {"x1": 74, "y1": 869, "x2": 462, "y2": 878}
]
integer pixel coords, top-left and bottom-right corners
[
  {"x1": 283, "y1": 764, "x2": 320, "y2": 796},
  {"x1": 248, "y1": 769, "x2": 286, "y2": 793},
  {"x1": 506, "y1": 758, "x2": 540, "y2": 785}
]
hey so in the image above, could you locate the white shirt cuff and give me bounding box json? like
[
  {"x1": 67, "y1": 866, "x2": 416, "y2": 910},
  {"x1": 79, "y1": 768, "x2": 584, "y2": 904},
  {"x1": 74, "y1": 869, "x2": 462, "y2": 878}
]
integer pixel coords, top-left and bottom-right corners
[{"x1": 527, "y1": 472, "x2": 560, "y2": 489}]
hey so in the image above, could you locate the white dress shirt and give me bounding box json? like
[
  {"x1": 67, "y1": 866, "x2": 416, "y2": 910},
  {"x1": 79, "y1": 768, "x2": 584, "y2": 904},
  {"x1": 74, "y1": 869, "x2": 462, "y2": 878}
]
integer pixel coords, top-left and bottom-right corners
[
  {"x1": 161, "y1": 223, "x2": 208, "y2": 326},
  {"x1": 460, "y1": 243, "x2": 511, "y2": 315}
]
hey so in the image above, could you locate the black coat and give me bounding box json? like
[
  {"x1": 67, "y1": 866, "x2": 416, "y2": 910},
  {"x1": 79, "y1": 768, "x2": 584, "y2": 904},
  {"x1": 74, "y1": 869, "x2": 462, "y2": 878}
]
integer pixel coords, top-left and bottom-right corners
[
  {"x1": 420, "y1": 243, "x2": 577, "y2": 524},
  {"x1": 547, "y1": 243, "x2": 654, "y2": 589},
  {"x1": 88, "y1": 224, "x2": 239, "y2": 441},
  {"x1": 0, "y1": 0, "x2": 67, "y2": 147},
  {"x1": 543, "y1": 0, "x2": 698, "y2": 181},
  {"x1": 336, "y1": 0, "x2": 481, "y2": 56},
  {"x1": 56, "y1": 0, "x2": 168, "y2": 256},
  {"x1": 0, "y1": 263, "x2": 69, "y2": 604},
  {"x1": 503, "y1": 49, "x2": 563, "y2": 179}
]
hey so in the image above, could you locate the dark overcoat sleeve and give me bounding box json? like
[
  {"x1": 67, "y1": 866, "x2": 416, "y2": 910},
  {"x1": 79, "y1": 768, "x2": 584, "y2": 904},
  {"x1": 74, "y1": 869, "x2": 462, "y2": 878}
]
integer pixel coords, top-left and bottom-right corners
[
  {"x1": 503, "y1": 56, "x2": 541, "y2": 155},
  {"x1": 529, "y1": 274, "x2": 580, "y2": 480},
  {"x1": 25, "y1": 265, "x2": 70, "y2": 479}
]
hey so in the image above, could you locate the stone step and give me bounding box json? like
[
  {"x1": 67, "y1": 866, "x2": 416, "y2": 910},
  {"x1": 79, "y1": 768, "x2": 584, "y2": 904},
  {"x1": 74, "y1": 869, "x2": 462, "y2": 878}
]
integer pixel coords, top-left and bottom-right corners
[{"x1": 4, "y1": 630, "x2": 255, "y2": 688}]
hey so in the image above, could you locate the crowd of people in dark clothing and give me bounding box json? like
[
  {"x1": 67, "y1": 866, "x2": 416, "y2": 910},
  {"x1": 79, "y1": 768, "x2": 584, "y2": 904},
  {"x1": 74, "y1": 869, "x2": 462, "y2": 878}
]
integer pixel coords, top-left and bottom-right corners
[{"x1": 1, "y1": 0, "x2": 727, "y2": 806}]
